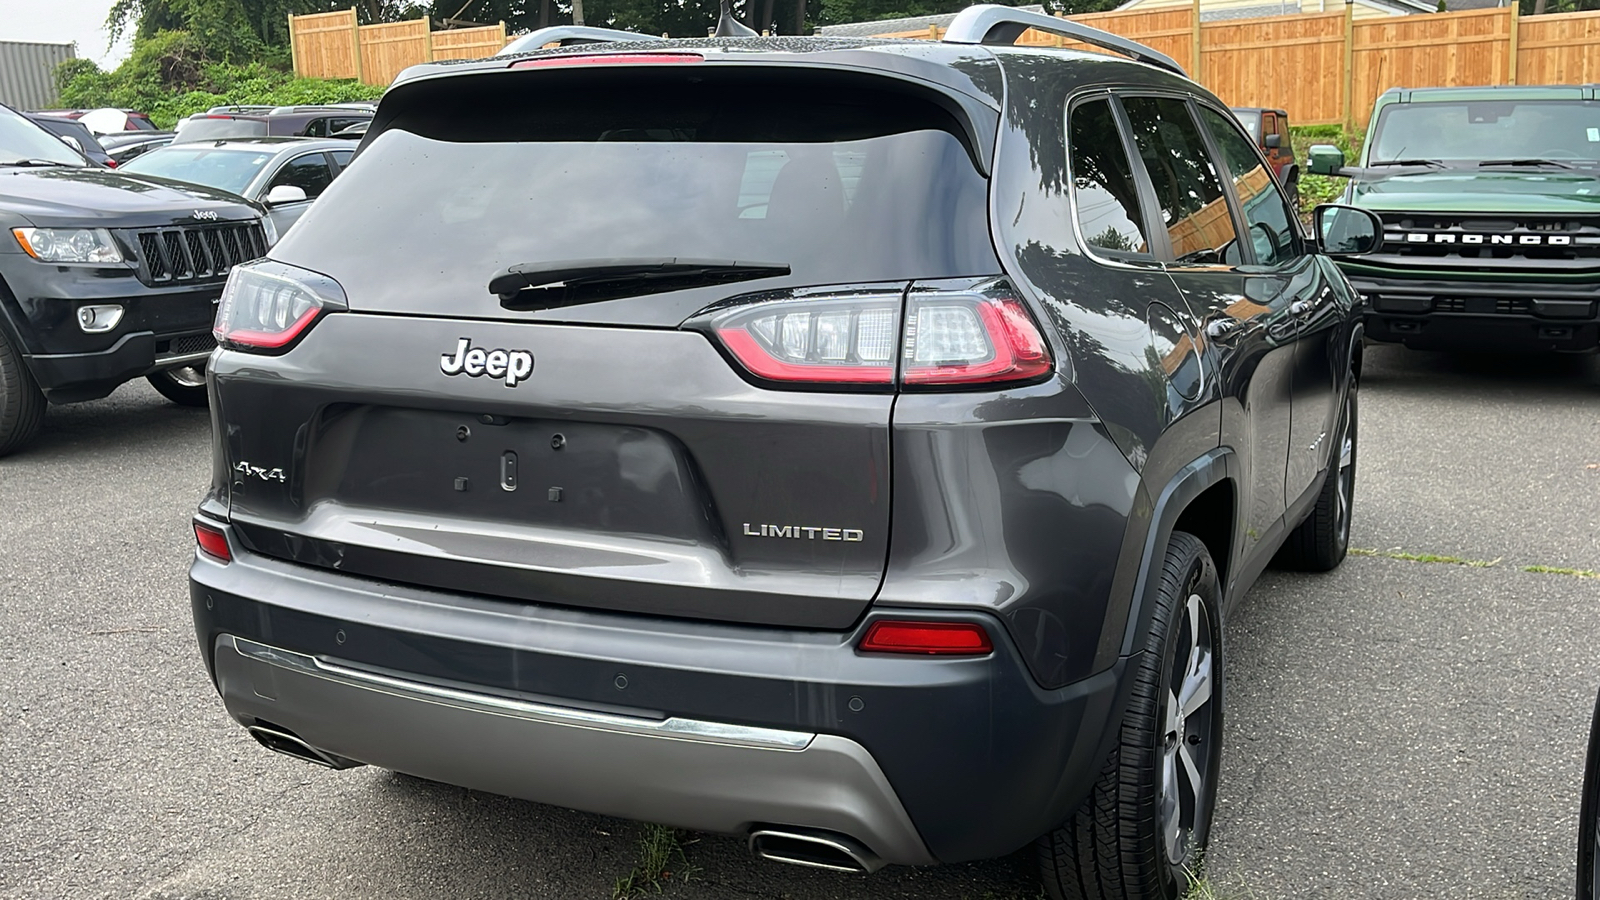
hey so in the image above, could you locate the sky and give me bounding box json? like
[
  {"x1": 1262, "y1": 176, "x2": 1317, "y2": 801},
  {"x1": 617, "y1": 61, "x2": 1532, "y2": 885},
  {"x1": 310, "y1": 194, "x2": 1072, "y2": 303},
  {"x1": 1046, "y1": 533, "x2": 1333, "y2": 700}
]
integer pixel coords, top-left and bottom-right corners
[{"x1": 3, "y1": 0, "x2": 132, "y2": 69}]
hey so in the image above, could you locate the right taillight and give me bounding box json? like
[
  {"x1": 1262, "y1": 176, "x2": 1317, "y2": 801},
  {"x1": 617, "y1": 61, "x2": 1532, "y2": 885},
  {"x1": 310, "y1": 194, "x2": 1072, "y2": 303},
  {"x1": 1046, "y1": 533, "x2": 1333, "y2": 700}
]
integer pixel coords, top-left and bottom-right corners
[
  {"x1": 697, "y1": 280, "x2": 1052, "y2": 390},
  {"x1": 214, "y1": 260, "x2": 347, "y2": 353}
]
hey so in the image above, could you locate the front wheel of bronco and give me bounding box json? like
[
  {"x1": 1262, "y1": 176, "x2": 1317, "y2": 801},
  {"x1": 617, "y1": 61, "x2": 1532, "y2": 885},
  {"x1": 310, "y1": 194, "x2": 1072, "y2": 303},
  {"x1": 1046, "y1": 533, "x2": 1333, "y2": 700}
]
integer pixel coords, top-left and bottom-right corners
[
  {"x1": 1275, "y1": 380, "x2": 1357, "y2": 571},
  {"x1": 1038, "y1": 531, "x2": 1223, "y2": 900},
  {"x1": 146, "y1": 365, "x2": 210, "y2": 408},
  {"x1": 0, "y1": 328, "x2": 45, "y2": 457}
]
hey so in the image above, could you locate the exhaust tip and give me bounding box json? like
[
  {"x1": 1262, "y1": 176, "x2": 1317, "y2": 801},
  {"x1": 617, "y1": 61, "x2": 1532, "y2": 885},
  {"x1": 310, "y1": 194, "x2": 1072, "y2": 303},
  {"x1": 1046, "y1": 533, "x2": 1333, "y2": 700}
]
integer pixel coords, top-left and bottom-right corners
[
  {"x1": 749, "y1": 827, "x2": 883, "y2": 874},
  {"x1": 247, "y1": 722, "x2": 363, "y2": 770}
]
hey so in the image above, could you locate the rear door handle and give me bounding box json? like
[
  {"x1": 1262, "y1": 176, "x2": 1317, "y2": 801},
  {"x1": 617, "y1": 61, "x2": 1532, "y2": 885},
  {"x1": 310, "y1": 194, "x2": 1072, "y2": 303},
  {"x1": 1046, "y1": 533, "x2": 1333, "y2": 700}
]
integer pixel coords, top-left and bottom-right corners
[{"x1": 1288, "y1": 300, "x2": 1313, "y2": 316}]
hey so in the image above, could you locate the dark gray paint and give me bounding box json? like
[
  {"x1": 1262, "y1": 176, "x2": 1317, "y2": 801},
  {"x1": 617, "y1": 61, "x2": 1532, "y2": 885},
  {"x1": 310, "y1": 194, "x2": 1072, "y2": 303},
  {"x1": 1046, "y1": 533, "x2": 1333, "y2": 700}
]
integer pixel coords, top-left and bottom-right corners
[{"x1": 192, "y1": 37, "x2": 1360, "y2": 870}]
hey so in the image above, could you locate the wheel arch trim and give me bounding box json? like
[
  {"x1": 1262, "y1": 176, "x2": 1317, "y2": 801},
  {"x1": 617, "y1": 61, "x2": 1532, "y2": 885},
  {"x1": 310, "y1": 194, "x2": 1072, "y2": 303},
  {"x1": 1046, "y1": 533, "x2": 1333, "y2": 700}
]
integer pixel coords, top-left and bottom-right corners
[{"x1": 1114, "y1": 447, "x2": 1238, "y2": 661}]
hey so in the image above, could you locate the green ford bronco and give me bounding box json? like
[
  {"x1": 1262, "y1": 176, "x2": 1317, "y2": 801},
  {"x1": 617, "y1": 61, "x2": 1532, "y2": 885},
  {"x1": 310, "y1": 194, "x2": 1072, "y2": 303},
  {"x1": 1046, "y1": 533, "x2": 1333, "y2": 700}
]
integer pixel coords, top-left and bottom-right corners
[{"x1": 1310, "y1": 85, "x2": 1600, "y2": 352}]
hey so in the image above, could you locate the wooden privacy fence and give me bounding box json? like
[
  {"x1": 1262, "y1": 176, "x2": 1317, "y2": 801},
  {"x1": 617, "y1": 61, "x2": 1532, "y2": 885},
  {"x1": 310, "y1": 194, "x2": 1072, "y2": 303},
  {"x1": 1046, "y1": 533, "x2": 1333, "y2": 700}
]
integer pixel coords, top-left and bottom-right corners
[
  {"x1": 877, "y1": 4, "x2": 1600, "y2": 129},
  {"x1": 288, "y1": 9, "x2": 506, "y2": 86}
]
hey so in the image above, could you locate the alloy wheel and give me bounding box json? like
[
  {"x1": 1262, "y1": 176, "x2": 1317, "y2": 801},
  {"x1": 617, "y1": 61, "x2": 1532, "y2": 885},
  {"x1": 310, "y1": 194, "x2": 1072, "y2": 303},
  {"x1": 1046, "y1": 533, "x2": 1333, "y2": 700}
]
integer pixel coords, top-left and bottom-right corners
[
  {"x1": 165, "y1": 366, "x2": 206, "y2": 389},
  {"x1": 1160, "y1": 590, "x2": 1216, "y2": 866}
]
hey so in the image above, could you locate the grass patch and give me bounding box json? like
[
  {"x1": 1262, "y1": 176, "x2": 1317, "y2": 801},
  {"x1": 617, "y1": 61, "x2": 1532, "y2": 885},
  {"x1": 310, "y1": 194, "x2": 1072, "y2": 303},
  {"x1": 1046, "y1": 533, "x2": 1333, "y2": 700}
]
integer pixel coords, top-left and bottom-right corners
[
  {"x1": 1348, "y1": 547, "x2": 1501, "y2": 568},
  {"x1": 1521, "y1": 564, "x2": 1600, "y2": 580},
  {"x1": 612, "y1": 824, "x2": 699, "y2": 899}
]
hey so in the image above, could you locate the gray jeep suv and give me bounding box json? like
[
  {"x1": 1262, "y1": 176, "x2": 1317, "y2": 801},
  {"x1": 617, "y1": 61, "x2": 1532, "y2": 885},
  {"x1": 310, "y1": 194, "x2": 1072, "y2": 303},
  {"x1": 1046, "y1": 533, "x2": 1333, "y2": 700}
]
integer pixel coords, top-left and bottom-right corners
[{"x1": 187, "y1": 7, "x2": 1380, "y2": 897}]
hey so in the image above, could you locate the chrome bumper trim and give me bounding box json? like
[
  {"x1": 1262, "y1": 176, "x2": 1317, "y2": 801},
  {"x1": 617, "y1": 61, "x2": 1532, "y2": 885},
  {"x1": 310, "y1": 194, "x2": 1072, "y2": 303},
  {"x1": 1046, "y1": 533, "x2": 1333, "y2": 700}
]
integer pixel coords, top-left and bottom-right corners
[
  {"x1": 152, "y1": 349, "x2": 212, "y2": 368},
  {"x1": 229, "y1": 636, "x2": 814, "y2": 751}
]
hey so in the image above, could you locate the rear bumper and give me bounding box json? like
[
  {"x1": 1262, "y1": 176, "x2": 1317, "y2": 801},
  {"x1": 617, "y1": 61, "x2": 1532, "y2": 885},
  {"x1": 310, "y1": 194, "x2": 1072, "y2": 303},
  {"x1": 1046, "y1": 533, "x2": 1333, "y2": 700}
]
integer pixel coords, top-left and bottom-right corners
[
  {"x1": 1347, "y1": 273, "x2": 1600, "y2": 352},
  {"x1": 214, "y1": 633, "x2": 933, "y2": 865},
  {"x1": 189, "y1": 524, "x2": 1132, "y2": 865}
]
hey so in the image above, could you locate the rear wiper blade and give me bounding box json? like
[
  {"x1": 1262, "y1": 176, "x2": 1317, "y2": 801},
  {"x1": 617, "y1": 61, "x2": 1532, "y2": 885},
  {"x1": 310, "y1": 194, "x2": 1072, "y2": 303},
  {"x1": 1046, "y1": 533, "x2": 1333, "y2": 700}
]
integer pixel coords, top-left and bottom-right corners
[
  {"x1": 490, "y1": 258, "x2": 791, "y2": 310},
  {"x1": 1479, "y1": 157, "x2": 1575, "y2": 169},
  {"x1": 1368, "y1": 159, "x2": 1446, "y2": 168}
]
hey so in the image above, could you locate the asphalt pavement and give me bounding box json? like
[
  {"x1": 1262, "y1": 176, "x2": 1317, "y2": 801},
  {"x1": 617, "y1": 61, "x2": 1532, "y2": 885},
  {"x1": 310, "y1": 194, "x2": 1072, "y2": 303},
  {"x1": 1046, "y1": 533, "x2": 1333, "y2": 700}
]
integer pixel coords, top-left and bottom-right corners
[{"x1": 2, "y1": 342, "x2": 1598, "y2": 899}]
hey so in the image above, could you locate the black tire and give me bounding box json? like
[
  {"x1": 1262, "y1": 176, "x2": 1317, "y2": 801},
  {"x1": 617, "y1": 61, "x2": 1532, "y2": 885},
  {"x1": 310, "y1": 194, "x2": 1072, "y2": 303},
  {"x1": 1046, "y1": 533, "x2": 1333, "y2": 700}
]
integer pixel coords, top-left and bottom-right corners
[
  {"x1": 1284, "y1": 173, "x2": 1302, "y2": 219},
  {"x1": 1038, "y1": 531, "x2": 1223, "y2": 900},
  {"x1": 0, "y1": 328, "x2": 45, "y2": 458},
  {"x1": 146, "y1": 365, "x2": 210, "y2": 408},
  {"x1": 1275, "y1": 380, "x2": 1357, "y2": 572}
]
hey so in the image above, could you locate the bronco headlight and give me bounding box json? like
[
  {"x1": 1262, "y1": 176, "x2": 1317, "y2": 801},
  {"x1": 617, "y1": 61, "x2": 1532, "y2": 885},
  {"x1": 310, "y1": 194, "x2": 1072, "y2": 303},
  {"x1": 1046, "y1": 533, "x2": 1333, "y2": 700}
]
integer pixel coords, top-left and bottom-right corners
[{"x1": 12, "y1": 227, "x2": 124, "y2": 264}]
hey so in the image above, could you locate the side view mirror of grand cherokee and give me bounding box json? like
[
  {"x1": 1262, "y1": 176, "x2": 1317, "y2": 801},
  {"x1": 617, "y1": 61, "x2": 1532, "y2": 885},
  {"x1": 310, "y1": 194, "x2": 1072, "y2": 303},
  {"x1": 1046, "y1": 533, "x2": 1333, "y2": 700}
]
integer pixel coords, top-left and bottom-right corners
[
  {"x1": 1307, "y1": 144, "x2": 1348, "y2": 176},
  {"x1": 1314, "y1": 204, "x2": 1384, "y2": 256}
]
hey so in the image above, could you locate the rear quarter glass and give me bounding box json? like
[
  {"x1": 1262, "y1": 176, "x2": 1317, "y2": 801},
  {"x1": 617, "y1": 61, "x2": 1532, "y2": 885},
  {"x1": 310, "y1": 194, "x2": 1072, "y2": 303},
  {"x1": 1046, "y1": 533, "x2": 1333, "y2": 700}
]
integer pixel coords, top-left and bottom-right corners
[{"x1": 271, "y1": 66, "x2": 1001, "y2": 327}]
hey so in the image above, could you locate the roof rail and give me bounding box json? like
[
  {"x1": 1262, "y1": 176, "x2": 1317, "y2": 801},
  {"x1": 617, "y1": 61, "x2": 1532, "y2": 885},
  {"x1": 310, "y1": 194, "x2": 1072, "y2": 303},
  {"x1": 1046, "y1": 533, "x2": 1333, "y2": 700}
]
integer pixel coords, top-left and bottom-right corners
[
  {"x1": 941, "y1": 4, "x2": 1187, "y2": 77},
  {"x1": 497, "y1": 25, "x2": 656, "y2": 56}
]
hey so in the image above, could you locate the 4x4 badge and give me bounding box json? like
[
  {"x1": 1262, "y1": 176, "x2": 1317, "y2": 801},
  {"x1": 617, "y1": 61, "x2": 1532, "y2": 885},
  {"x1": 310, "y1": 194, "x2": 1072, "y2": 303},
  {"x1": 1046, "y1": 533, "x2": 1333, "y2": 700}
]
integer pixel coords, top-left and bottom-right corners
[{"x1": 441, "y1": 338, "x2": 535, "y2": 387}]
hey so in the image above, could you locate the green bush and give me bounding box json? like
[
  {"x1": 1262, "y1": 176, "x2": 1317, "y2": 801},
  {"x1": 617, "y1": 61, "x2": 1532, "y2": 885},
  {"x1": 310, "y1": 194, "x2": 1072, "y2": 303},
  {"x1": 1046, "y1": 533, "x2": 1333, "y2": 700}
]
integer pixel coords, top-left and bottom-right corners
[{"x1": 54, "y1": 29, "x2": 383, "y2": 130}]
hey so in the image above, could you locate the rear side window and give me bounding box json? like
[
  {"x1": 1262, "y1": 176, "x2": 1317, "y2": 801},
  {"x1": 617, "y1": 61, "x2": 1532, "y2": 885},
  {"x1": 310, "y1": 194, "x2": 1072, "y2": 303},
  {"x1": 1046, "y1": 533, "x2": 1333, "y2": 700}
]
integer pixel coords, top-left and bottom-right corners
[
  {"x1": 1122, "y1": 96, "x2": 1240, "y2": 266},
  {"x1": 1197, "y1": 106, "x2": 1300, "y2": 267},
  {"x1": 276, "y1": 67, "x2": 998, "y2": 316},
  {"x1": 1068, "y1": 99, "x2": 1151, "y2": 260}
]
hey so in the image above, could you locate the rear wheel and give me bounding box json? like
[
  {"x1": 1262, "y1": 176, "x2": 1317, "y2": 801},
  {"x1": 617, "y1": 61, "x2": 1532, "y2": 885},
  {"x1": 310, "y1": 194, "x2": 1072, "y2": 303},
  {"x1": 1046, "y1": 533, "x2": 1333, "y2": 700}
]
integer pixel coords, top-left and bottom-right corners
[
  {"x1": 1275, "y1": 380, "x2": 1357, "y2": 571},
  {"x1": 146, "y1": 365, "x2": 209, "y2": 407},
  {"x1": 1284, "y1": 172, "x2": 1301, "y2": 218},
  {"x1": 1038, "y1": 532, "x2": 1222, "y2": 900},
  {"x1": 0, "y1": 328, "x2": 45, "y2": 457}
]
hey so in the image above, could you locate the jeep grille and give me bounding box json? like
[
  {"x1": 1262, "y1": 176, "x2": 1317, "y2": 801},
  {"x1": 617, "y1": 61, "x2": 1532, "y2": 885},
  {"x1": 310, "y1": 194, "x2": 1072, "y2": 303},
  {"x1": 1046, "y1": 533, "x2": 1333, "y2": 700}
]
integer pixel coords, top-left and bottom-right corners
[{"x1": 127, "y1": 222, "x2": 267, "y2": 286}]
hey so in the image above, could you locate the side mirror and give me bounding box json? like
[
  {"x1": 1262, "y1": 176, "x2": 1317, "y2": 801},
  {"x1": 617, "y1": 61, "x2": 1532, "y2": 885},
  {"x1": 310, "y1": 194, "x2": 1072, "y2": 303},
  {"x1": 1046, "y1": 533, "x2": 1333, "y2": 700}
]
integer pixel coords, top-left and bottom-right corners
[
  {"x1": 1314, "y1": 204, "x2": 1385, "y2": 256},
  {"x1": 58, "y1": 135, "x2": 84, "y2": 153},
  {"x1": 1307, "y1": 144, "x2": 1347, "y2": 177},
  {"x1": 263, "y1": 184, "x2": 308, "y2": 206},
  {"x1": 1263, "y1": 133, "x2": 1282, "y2": 150}
]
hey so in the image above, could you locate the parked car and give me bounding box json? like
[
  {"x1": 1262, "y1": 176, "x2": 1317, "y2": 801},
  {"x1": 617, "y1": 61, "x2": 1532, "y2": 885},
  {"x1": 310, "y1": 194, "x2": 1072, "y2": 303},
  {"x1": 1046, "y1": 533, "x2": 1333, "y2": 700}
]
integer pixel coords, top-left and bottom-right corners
[
  {"x1": 31, "y1": 107, "x2": 157, "y2": 133},
  {"x1": 171, "y1": 105, "x2": 374, "y2": 144},
  {"x1": 1308, "y1": 84, "x2": 1600, "y2": 352},
  {"x1": 187, "y1": 8, "x2": 1381, "y2": 899},
  {"x1": 0, "y1": 103, "x2": 270, "y2": 456},
  {"x1": 24, "y1": 114, "x2": 115, "y2": 167},
  {"x1": 98, "y1": 131, "x2": 175, "y2": 166},
  {"x1": 120, "y1": 138, "x2": 355, "y2": 238},
  {"x1": 1231, "y1": 106, "x2": 1297, "y2": 196}
]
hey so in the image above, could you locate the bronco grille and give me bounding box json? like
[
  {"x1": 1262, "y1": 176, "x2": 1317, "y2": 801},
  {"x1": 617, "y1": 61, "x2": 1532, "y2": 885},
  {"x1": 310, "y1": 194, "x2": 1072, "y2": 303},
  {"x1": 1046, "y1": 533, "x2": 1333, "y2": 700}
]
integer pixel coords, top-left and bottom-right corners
[
  {"x1": 1380, "y1": 215, "x2": 1600, "y2": 261},
  {"x1": 128, "y1": 222, "x2": 267, "y2": 286}
]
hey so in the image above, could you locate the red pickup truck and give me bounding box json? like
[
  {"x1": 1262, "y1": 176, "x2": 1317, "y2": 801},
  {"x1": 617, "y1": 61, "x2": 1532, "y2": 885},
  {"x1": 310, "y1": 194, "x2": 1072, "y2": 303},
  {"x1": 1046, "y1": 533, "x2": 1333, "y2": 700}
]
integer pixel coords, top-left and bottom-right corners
[{"x1": 1231, "y1": 106, "x2": 1297, "y2": 199}]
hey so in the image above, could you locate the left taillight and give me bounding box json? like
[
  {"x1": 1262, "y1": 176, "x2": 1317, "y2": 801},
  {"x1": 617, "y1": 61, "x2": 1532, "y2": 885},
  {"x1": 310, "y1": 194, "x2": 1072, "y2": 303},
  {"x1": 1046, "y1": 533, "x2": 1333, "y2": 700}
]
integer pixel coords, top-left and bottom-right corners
[
  {"x1": 692, "y1": 280, "x2": 1052, "y2": 390},
  {"x1": 214, "y1": 260, "x2": 347, "y2": 353},
  {"x1": 194, "y1": 521, "x2": 231, "y2": 563}
]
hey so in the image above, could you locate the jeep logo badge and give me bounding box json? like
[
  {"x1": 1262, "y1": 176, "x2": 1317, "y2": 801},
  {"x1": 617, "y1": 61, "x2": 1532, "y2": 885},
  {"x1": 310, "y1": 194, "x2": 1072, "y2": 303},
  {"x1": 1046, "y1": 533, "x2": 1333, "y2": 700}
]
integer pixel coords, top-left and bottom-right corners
[
  {"x1": 440, "y1": 338, "x2": 534, "y2": 387},
  {"x1": 192, "y1": 209, "x2": 219, "y2": 221}
]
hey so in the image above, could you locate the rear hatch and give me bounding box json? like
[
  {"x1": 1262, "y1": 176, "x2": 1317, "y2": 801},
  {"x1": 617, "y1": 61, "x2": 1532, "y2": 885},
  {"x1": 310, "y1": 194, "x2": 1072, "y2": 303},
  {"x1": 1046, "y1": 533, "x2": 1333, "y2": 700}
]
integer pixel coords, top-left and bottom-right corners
[{"x1": 213, "y1": 55, "x2": 1002, "y2": 628}]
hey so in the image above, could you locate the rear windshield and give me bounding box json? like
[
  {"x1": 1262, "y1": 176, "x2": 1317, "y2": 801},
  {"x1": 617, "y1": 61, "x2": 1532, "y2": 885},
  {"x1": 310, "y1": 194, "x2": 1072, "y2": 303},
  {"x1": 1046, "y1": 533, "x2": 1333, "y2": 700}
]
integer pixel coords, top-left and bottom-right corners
[
  {"x1": 277, "y1": 67, "x2": 995, "y2": 311},
  {"x1": 122, "y1": 147, "x2": 274, "y2": 195},
  {"x1": 174, "y1": 117, "x2": 269, "y2": 143}
]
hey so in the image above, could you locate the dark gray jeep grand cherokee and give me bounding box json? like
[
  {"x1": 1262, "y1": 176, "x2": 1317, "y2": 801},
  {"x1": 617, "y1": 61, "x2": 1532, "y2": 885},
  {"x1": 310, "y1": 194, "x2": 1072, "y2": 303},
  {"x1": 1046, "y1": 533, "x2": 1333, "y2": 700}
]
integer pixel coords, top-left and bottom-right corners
[
  {"x1": 188, "y1": 7, "x2": 1380, "y2": 897},
  {"x1": 0, "y1": 103, "x2": 269, "y2": 455}
]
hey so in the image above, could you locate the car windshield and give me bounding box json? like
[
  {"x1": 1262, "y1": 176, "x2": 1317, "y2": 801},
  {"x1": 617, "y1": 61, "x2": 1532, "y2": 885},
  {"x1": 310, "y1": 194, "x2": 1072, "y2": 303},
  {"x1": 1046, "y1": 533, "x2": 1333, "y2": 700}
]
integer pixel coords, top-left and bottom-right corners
[
  {"x1": 1368, "y1": 99, "x2": 1600, "y2": 164},
  {"x1": 121, "y1": 146, "x2": 274, "y2": 195},
  {"x1": 173, "y1": 117, "x2": 269, "y2": 143},
  {"x1": 1233, "y1": 110, "x2": 1260, "y2": 138},
  {"x1": 0, "y1": 105, "x2": 85, "y2": 165}
]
